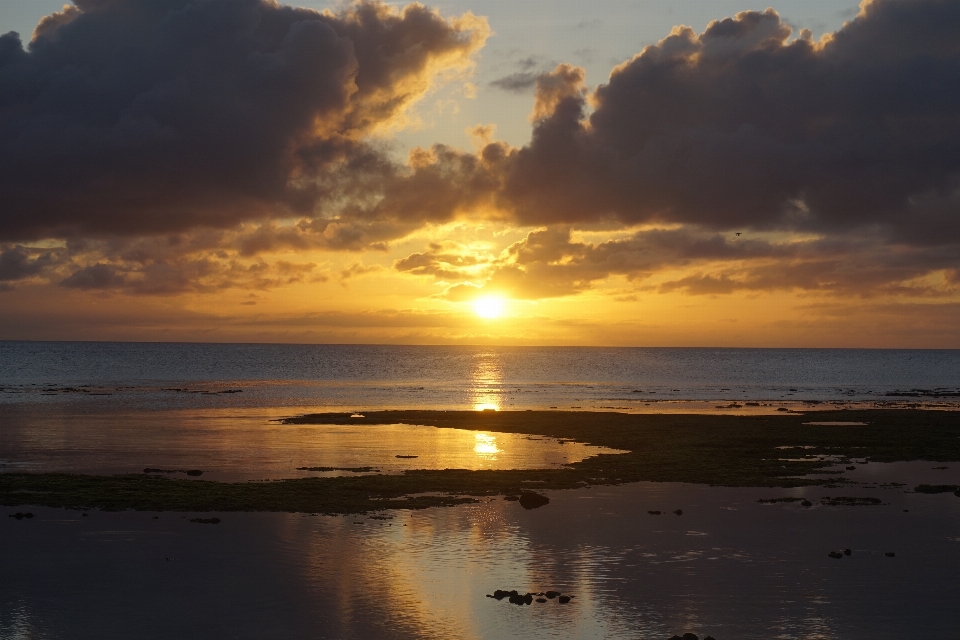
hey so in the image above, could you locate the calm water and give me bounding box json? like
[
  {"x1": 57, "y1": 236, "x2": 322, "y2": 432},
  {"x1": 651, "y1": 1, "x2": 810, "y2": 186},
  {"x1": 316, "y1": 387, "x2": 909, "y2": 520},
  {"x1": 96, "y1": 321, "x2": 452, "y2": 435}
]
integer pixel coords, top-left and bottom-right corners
[
  {"x1": 3, "y1": 342, "x2": 960, "y2": 638},
  {"x1": 3, "y1": 463, "x2": 960, "y2": 640},
  {"x1": 2, "y1": 342, "x2": 960, "y2": 411}
]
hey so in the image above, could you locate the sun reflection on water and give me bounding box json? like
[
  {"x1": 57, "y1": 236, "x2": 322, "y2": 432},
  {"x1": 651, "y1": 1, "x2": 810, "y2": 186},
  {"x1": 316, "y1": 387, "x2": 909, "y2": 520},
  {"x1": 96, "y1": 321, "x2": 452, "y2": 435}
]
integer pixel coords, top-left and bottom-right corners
[
  {"x1": 471, "y1": 352, "x2": 504, "y2": 412},
  {"x1": 473, "y1": 433, "x2": 501, "y2": 459}
]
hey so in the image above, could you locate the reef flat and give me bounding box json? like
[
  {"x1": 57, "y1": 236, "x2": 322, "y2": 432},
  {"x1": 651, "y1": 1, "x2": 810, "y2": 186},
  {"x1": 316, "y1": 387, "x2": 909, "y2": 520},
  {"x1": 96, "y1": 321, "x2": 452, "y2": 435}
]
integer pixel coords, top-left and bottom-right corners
[{"x1": 2, "y1": 409, "x2": 959, "y2": 514}]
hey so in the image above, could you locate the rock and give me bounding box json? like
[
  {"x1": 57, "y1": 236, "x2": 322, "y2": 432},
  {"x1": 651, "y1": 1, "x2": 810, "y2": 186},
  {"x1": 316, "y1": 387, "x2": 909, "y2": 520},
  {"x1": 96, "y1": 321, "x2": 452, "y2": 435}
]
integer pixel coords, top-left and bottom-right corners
[
  {"x1": 776, "y1": 407, "x2": 789, "y2": 412},
  {"x1": 670, "y1": 636, "x2": 684, "y2": 640},
  {"x1": 648, "y1": 510, "x2": 661, "y2": 515},
  {"x1": 800, "y1": 500, "x2": 812, "y2": 507},
  {"x1": 704, "y1": 636, "x2": 717, "y2": 640},
  {"x1": 185, "y1": 470, "x2": 203, "y2": 476},
  {"x1": 885, "y1": 552, "x2": 896, "y2": 557},
  {"x1": 492, "y1": 590, "x2": 509, "y2": 600},
  {"x1": 81, "y1": 513, "x2": 88, "y2": 517},
  {"x1": 844, "y1": 548, "x2": 852, "y2": 556},
  {"x1": 189, "y1": 517, "x2": 220, "y2": 524},
  {"x1": 9, "y1": 512, "x2": 34, "y2": 520},
  {"x1": 828, "y1": 551, "x2": 843, "y2": 559},
  {"x1": 682, "y1": 634, "x2": 699, "y2": 640},
  {"x1": 558, "y1": 595, "x2": 571, "y2": 604},
  {"x1": 673, "y1": 509, "x2": 683, "y2": 515},
  {"x1": 504, "y1": 495, "x2": 520, "y2": 502},
  {"x1": 535, "y1": 598, "x2": 547, "y2": 603},
  {"x1": 518, "y1": 491, "x2": 550, "y2": 510},
  {"x1": 545, "y1": 591, "x2": 560, "y2": 599},
  {"x1": 846, "y1": 466, "x2": 856, "y2": 471}
]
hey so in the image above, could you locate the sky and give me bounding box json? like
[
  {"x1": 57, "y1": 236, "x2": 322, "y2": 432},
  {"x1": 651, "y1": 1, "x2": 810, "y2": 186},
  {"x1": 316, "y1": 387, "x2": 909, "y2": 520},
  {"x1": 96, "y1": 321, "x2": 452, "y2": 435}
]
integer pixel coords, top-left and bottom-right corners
[{"x1": 1, "y1": 0, "x2": 959, "y2": 347}]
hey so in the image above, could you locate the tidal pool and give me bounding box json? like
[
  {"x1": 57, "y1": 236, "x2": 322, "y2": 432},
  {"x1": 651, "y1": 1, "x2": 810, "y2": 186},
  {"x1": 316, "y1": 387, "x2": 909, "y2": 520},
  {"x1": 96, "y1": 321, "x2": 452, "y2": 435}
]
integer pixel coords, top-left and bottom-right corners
[
  {"x1": 0, "y1": 406, "x2": 621, "y2": 480},
  {"x1": 2, "y1": 461, "x2": 959, "y2": 639}
]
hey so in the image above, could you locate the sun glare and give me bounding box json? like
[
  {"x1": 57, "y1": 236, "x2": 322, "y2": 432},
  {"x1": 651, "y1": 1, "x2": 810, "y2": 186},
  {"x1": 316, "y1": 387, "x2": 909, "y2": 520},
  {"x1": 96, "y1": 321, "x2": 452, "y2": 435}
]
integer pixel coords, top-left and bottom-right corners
[{"x1": 473, "y1": 295, "x2": 505, "y2": 319}]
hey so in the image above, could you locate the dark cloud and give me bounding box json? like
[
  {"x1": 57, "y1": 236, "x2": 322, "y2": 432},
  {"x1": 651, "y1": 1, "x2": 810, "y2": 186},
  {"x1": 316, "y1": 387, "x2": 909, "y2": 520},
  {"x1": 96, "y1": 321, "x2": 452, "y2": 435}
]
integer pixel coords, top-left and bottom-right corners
[
  {"x1": 384, "y1": 0, "x2": 960, "y2": 245},
  {"x1": 395, "y1": 224, "x2": 960, "y2": 301},
  {"x1": 489, "y1": 72, "x2": 537, "y2": 92},
  {"x1": 0, "y1": 0, "x2": 487, "y2": 241},
  {"x1": 0, "y1": 245, "x2": 58, "y2": 282}
]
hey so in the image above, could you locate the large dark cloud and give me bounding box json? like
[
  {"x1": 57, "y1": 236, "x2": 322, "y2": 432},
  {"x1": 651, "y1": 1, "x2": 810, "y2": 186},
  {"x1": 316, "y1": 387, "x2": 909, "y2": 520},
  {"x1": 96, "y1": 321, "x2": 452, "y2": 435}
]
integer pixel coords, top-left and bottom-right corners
[
  {"x1": 0, "y1": 0, "x2": 487, "y2": 241},
  {"x1": 388, "y1": 0, "x2": 960, "y2": 243}
]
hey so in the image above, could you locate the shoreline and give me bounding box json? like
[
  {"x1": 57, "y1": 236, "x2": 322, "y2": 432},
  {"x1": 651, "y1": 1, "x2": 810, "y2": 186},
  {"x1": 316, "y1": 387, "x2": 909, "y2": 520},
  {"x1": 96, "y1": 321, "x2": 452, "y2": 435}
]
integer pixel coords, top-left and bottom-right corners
[{"x1": 2, "y1": 409, "x2": 960, "y2": 514}]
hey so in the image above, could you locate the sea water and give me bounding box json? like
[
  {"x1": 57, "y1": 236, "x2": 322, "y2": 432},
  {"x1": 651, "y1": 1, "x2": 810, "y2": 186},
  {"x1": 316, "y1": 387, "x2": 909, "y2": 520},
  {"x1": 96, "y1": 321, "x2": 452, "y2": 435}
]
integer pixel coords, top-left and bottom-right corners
[{"x1": 2, "y1": 341, "x2": 959, "y2": 411}]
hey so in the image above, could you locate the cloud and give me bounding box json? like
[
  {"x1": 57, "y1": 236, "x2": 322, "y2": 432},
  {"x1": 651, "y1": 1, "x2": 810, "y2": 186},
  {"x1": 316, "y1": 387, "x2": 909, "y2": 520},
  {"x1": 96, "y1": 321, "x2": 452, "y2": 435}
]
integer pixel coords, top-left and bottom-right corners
[
  {"x1": 0, "y1": 0, "x2": 488, "y2": 241},
  {"x1": 489, "y1": 72, "x2": 537, "y2": 92},
  {"x1": 0, "y1": 245, "x2": 59, "y2": 282},
  {"x1": 382, "y1": 1, "x2": 960, "y2": 245}
]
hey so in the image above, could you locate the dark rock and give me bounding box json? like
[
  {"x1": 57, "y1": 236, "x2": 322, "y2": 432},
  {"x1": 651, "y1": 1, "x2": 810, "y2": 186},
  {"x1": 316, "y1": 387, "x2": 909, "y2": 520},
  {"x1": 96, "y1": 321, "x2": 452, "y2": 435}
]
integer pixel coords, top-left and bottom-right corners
[
  {"x1": 682, "y1": 634, "x2": 699, "y2": 640},
  {"x1": 504, "y1": 495, "x2": 520, "y2": 501},
  {"x1": 648, "y1": 510, "x2": 661, "y2": 515},
  {"x1": 704, "y1": 636, "x2": 716, "y2": 640},
  {"x1": 558, "y1": 595, "x2": 571, "y2": 604},
  {"x1": 185, "y1": 470, "x2": 203, "y2": 476},
  {"x1": 81, "y1": 513, "x2": 88, "y2": 517},
  {"x1": 535, "y1": 598, "x2": 547, "y2": 603},
  {"x1": 492, "y1": 590, "x2": 509, "y2": 600},
  {"x1": 189, "y1": 517, "x2": 220, "y2": 524},
  {"x1": 885, "y1": 552, "x2": 896, "y2": 557},
  {"x1": 776, "y1": 407, "x2": 789, "y2": 411},
  {"x1": 395, "y1": 455, "x2": 418, "y2": 459},
  {"x1": 673, "y1": 509, "x2": 683, "y2": 515},
  {"x1": 844, "y1": 548, "x2": 851, "y2": 556},
  {"x1": 828, "y1": 551, "x2": 843, "y2": 559},
  {"x1": 846, "y1": 466, "x2": 856, "y2": 471},
  {"x1": 800, "y1": 500, "x2": 812, "y2": 507},
  {"x1": 545, "y1": 591, "x2": 560, "y2": 599},
  {"x1": 670, "y1": 636, "x2": 684, "y2": 640},
  {"x1": 914, "y1": 484, "x2": 960, "y2": 494},
  {"x1": 518, "y1": 491, "x2": 550, "y2": 510}
]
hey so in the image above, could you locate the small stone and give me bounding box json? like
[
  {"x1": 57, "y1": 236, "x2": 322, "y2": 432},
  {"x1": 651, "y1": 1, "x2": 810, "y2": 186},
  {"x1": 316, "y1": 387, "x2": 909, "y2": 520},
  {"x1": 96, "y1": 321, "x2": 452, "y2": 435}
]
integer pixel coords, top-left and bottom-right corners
[
  {"x1": 846, "y1": 466, "x2": 856, "y2": 471},
  {"x1": 545, "y1": 591, "x2": 560, "y2": 599},
  {"x1": 518, "y1": 491, "x2": 550, "y2": 510},
  {"x1": 844, "y1": 548, "x2": 851, "y2": 556},
  {"x1": 558, "y1": 595, "x2": 571, "y2": 604},
  {"x1": 185, "y1": 469, "x2": 203, "y2": 476},
  {"x1": 492, "y1": 590, "x2": 509, "y2": 600},
  {"x1": 800, "y1": 499, "x2": 812, "y2": 507},
  {"x1": 535, "y1": 598, "x2": 547, "y2": 603},
  {"x1": 648, "y1": 510, "x2": 661, "y2": 515},
  {"x1": 673, "y1": 509, "x2": 683, "y2": 516},
  {"x1": 885, "y1": 552, "x2": 896, "y2": 557},
  {"x1": 828, "y1": 551, "x2": 843, "y2": 559}
]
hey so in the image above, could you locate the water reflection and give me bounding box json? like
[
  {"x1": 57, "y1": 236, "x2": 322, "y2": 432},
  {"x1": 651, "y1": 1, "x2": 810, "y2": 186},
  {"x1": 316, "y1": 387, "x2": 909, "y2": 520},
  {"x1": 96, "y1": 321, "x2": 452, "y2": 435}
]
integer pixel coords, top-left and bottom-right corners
[
  {"x1": 5, "y1": 468, "x2": 960, "y2": 639},
  {"x1": 471, "y1": 352, "x2": 504, "y2": 412},
  {"x1": 473, "y1": 433, "x2": 500, "y2": 460},
  {"x1": 0, "y1": 406, "x2": 620, "y2": 480}
]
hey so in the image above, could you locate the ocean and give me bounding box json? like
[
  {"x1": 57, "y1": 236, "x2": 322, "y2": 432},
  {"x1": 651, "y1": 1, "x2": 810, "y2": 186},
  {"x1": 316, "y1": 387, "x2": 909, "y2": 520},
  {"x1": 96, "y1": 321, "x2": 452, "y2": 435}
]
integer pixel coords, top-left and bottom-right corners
[{"x1": 2, "y1": 341, "x2": 960, "y2": 412}]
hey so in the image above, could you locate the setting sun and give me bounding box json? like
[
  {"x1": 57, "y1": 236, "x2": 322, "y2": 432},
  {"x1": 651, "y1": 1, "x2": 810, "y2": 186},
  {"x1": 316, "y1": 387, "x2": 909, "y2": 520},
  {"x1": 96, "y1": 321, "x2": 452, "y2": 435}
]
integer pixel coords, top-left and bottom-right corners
[{"x1": 473, "y1": 295, "x2": 505, "y2": 319}]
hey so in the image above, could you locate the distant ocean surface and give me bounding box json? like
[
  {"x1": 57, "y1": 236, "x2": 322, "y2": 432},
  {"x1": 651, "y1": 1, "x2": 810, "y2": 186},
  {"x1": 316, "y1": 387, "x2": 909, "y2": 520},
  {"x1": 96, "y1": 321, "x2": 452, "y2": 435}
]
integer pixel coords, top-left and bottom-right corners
[{"x1": 2, "y1": 341, "x2": 959, "y2": 412}]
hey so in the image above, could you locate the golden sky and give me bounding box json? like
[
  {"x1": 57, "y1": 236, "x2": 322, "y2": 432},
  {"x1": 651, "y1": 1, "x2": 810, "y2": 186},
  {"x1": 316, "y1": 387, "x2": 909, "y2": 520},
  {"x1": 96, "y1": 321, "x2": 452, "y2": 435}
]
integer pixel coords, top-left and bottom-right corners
[{"x1": 1, "y1": 0, "x2": 959, "y2": 347}]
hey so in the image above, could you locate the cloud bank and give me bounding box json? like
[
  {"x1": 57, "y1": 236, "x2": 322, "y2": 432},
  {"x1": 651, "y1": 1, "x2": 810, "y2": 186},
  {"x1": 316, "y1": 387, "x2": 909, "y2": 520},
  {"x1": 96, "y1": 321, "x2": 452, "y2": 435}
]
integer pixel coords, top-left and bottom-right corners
[{"x1": 0, "y1": 0, "x2": 487, "y2": 240}]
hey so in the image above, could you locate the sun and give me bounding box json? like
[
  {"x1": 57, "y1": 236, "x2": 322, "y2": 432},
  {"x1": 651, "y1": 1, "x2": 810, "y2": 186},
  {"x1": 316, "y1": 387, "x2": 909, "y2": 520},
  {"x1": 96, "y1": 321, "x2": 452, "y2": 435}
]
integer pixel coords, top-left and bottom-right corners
[{"x1": 473, "y1": 295, "x2": 505, "y2": 319}]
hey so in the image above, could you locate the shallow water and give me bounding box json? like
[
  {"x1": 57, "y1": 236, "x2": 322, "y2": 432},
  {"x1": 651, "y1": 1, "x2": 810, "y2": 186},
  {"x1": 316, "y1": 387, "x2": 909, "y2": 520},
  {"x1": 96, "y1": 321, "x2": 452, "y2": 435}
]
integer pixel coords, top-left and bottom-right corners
[
  {"x1": 3, "y1": 461, "x2": 959, "y2": 640},
  {"x1": 0, "y1": 407, "x2": 620, "y2": 480}
]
